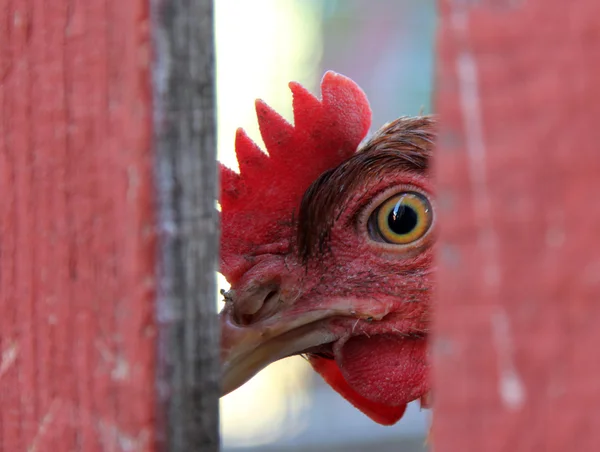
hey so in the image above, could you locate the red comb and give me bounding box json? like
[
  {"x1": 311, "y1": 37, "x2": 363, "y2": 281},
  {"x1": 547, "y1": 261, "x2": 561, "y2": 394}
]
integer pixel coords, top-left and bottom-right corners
[{"x1": 220, "y1": 71, "x2": 372, "y2": 283}]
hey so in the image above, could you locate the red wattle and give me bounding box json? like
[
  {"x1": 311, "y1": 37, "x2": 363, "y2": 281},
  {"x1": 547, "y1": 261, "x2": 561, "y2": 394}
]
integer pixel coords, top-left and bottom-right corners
[
  {"x1": 337, "y1": 334, "x2": 429, "y2": 407},
  {"x1": 309, "y1": 356, "x2": 406, "y2": 425}
]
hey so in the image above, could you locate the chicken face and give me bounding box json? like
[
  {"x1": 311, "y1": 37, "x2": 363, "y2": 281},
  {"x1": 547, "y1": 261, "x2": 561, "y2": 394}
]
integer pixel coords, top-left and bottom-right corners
[{"x1": 220, "y1": 72, "x2": 435, "y2": 425}]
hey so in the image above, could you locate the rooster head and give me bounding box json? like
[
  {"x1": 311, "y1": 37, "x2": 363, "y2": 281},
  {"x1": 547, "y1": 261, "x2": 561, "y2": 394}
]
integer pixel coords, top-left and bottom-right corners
[{"x1": 220, "y1": 71, "x2": 435, "y2": 425}]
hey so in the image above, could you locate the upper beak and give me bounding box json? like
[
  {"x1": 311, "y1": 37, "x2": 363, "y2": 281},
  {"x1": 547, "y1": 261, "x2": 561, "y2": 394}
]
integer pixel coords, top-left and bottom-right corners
[{"x1": 220, "y1": 305, "x2": 338, "y2": 395}]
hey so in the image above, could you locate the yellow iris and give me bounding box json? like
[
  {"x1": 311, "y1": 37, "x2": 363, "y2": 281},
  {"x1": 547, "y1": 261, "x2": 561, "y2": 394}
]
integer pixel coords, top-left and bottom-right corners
[{"x1": 375, "y1": 192, "x2": 432, "y2": 244}]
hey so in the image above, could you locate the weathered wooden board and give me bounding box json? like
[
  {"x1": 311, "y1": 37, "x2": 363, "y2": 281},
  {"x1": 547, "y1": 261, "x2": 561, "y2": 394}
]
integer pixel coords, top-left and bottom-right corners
[
  {"x1": 1, "y1": 0, "x2": 156, "y2": 449},
  {"x1": 0, "y1": 0, "x2": 218, "y2": 450},
  {"x1": 434, "y1": 1, "x2": 600, "y2": 451}
]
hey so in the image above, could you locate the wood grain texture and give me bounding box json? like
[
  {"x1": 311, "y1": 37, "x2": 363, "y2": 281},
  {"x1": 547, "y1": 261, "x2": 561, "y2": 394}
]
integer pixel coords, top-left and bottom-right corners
[
  {"x1": 0, "y1": 0, "x2": 157, "y2": 451},
  {"x1": 151, "y1": 0, "x2": 220, "y2": 450},
  {"x1": 434, "y1": 1, "x2": 600, "y2": 451}
]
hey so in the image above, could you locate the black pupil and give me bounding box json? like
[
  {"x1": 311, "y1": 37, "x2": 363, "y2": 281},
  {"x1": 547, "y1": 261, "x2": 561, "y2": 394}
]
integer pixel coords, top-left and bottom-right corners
[{"x1": 388, "y1": 201, "x2": 418, "y2": 235}]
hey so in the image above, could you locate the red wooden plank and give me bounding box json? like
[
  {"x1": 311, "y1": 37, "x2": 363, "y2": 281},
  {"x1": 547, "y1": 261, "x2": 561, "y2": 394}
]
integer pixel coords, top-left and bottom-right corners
[
  {"x1": 434, "y1": 1, "x2": 600, "y2": 451},
  {"x1": 0, "y1": 1, "x2": 156, "y2": 450}
]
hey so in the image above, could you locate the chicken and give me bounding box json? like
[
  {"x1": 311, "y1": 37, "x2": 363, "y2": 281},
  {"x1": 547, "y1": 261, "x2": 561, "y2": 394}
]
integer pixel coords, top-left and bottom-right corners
[{"x1": 219, "y1": 71, "x2": 435, "y2": 425}]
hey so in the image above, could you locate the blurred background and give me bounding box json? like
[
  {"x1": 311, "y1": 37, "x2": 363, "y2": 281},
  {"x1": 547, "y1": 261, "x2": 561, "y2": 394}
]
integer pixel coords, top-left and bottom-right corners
[{"x1": 215, "y1": 1, "x2": 436, "y2": 450}]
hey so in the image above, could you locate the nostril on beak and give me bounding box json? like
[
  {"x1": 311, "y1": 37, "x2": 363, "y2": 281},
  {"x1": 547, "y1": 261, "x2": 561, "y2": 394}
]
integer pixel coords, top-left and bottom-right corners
[
  {"x1": 230, "y1": 282, "x2": 283, "y2": 326},
  {"x1": 242, "y1": 288, "x2": 282, "y2": 325},
  {"x1": 258, "y1": 289, "x2": 280, "y2": 315}
]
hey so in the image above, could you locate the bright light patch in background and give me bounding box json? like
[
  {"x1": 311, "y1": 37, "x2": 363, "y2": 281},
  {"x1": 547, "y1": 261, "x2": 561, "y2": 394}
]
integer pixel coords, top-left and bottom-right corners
[
  {"x1": 215, "y1": 0, "x2": 323, "y2": 171},
  {"x1": 215, "y1": 0, "x2": 323, "y2": 447}
]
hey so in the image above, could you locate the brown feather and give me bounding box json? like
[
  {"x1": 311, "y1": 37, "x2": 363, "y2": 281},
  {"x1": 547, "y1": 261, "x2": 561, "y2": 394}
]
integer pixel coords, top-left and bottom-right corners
[{"x1": 297, "y1": 116, "x2": 436, "y2": 261}]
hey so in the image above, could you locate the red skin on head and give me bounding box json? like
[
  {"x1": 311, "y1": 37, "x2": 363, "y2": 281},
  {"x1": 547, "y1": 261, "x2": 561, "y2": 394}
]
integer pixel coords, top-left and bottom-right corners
[
  {"x1": 291, "y1": 169, "x2": 434, "y2": 416},
  {"x1": 219, "y1": 72, "x2": 435, "y2": 424}
]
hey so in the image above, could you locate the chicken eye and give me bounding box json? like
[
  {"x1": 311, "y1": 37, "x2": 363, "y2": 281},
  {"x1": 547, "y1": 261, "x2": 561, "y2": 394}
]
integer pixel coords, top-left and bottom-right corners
[{"x1": 369, "y1": 192, "x2": 433, "y2": 244}]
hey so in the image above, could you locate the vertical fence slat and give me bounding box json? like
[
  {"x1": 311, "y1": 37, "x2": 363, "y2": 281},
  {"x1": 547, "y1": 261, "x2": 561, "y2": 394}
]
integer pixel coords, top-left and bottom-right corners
[
  {"x1": 151, "y1": 0, "x2": 220, "y2": 450},
  {"x1": 0, "y1": 0, "x2": 158, "y2": 450},
  {"x1": 434, "y1": 1, "x2": 600, "y2": 451},
  {"x1": 0, "y1": 0, "x2": 219, "y2": 449}
]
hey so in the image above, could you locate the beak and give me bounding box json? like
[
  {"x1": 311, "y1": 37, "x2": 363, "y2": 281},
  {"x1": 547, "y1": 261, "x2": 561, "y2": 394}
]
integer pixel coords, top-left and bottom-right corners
[
  {"x1": 220, "y1": 306, "x2": 339, "y2": 395},
  {"x1": 220, "y1": 290, "x2": 393, "y2": 396}
]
